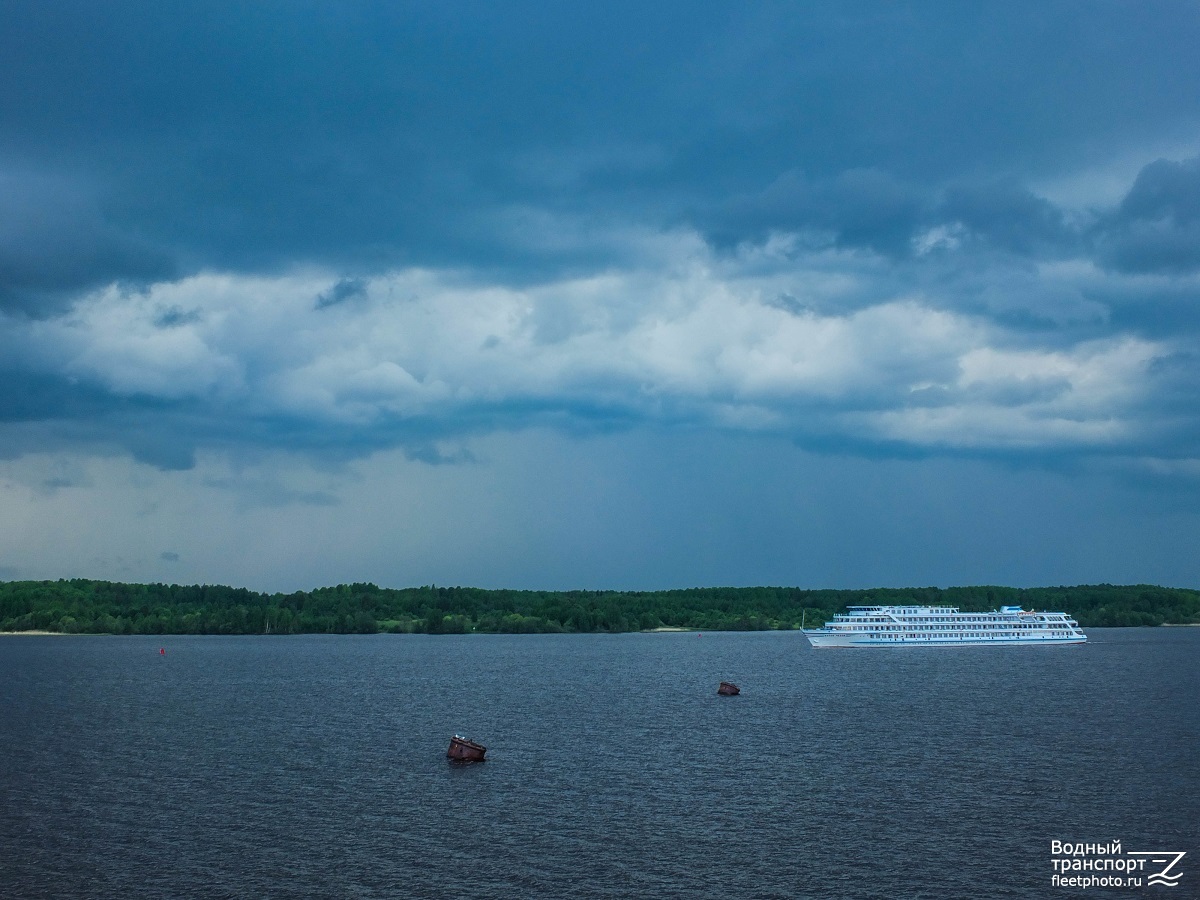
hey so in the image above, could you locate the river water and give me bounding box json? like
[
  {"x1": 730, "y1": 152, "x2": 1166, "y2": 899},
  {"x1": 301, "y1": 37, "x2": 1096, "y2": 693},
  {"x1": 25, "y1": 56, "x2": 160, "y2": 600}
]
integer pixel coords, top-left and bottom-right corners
[{"x1": 1, "y1": 629, "x2": 1196, "y2": 898}]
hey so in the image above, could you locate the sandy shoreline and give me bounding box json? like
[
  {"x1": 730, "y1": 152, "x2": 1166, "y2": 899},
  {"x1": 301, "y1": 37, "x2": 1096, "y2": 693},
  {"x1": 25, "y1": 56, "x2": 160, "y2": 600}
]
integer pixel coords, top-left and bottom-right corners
[{"x1": 0, "y1": 630, "x2": 69, "y2": 636}]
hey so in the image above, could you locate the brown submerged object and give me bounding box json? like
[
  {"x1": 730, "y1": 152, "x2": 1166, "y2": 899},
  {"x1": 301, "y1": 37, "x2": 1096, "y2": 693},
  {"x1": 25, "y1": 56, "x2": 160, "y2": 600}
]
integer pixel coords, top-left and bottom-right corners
[
  {"x1": 447, "y1": 735, "x2": 487, "y2": 761},
  {"x1": 717, "y1": 681, "x2": 740, "y2": 696}
]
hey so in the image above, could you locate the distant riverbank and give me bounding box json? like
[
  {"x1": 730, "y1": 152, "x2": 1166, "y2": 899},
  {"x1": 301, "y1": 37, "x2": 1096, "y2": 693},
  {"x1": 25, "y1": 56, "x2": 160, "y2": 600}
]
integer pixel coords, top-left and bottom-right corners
[{"x1": 3, "y1": 578, "x2": 1198, "y2": 635}]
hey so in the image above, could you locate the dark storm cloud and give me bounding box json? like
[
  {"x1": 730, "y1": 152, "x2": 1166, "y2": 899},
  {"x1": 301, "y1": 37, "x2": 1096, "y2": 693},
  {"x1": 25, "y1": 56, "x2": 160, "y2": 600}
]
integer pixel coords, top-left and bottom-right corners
[
  {"x1": 0, "y1": 172, "x2": 176, "y2": 313},
  {"x1": 938, "y1": 180, "x2": 1078, "y2": 259},
  {"x1": 153, "y1": 307, "x2": 203, "y2": 328},
  {"x1": 1096, "y1": 156, "x2": 1200, "y2": 274},
  {"x1": 0, "y1": 371, "x2": 131, "y2": 427},
  {"x1": 315, "y1": 278, "x2": 368, "y2": 310},
  {"x1": 2, "y1": 1, "x2": 715, "y2": 288},
  {"x1": 706, "y1": 168, "x2": 929, "y2": 256},
  {"x1": 2, "y1": 1, "x2": 1199, "y2": 296},
  {"x1": 1116, "y1": 157, "x2": 1200, "y2": 223},
  {"x1": 707, "y1": 172, "x2": 1080, "y2": 262},
  {"x1": 0, "y1": 403, "x2": 201, "y2": 471}
]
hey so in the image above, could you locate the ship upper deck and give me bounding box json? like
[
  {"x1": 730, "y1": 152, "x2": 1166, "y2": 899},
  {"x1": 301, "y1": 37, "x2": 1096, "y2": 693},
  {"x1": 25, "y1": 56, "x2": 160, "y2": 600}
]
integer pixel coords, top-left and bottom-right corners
[{"x1": 835, "y1": 605, "x2": 1077, "y2": 623}]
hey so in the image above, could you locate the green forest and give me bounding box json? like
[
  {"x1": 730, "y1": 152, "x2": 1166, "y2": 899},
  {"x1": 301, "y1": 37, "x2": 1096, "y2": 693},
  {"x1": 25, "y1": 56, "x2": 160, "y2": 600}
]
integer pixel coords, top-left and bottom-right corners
[{"x1": 1, "y1": 579, "x2": 1198, "y2": 635}]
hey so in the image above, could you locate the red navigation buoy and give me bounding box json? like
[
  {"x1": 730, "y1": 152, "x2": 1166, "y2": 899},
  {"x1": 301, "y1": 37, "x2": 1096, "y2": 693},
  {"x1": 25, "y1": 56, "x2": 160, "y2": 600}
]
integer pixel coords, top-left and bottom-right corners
[{"x1": 159, "y1": 647, "x2": 166, "y2": 655}]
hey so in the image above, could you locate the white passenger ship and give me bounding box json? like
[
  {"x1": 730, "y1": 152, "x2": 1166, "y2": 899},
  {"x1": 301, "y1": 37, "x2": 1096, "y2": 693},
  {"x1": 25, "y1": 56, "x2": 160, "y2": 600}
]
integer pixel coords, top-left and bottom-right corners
[{"x1": 802, "y1": 605, "x2": 1086, "y2": 648}]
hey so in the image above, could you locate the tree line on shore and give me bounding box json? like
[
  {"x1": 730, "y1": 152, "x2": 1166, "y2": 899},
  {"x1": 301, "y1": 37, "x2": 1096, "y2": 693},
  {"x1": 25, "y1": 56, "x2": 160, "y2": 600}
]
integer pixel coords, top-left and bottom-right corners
[{"x1": 1, "y1": 579, "x2": 1197, "y2": 635}]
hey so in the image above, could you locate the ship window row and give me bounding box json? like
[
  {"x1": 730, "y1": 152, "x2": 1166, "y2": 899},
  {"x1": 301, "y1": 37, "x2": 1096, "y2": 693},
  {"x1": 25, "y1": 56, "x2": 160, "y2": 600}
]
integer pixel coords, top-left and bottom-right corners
[
  {"x1": 867, "y1": 630, "x2": 1074, "y2": 639},
  {"x1": 840, "y1": 628, "x2": 1065, "y2": 633},
  {"x1": 848, "y1": 615, "x2": 1064, "y2": 624}
]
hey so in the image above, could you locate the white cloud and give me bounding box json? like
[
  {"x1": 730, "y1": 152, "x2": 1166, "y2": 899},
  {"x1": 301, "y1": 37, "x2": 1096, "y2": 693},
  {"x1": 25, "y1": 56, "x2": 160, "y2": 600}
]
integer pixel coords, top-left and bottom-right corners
[
  {"x1": 912, "y1": 223, "x2": 965, "y2": 255},
  {"x1": 5, "y1": 243, "x2": 1174, "y2": 454}
]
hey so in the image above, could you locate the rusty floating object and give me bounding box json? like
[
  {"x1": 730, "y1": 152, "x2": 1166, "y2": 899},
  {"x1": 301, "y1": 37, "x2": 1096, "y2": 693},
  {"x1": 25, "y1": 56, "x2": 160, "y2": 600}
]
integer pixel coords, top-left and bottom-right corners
[
  {"x1": 717, "y1": 681, "x2": 740, "y2": 696},
  {"x1": 447, "y1": 734, "x2": 487, "y2": 762}
]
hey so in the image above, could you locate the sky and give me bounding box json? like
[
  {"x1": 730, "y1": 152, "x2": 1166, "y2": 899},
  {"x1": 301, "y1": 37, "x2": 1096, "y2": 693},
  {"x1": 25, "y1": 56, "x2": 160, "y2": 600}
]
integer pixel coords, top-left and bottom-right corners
[{"x1": 3, "y1": 1, "x2": 1200, "y2": 593}]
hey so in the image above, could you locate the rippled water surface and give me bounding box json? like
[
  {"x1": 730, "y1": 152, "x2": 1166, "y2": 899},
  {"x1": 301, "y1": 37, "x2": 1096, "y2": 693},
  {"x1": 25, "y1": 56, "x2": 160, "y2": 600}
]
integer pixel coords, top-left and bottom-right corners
[{"x1": 2, "y1": 629, "x2": 1197, "y2": 898}]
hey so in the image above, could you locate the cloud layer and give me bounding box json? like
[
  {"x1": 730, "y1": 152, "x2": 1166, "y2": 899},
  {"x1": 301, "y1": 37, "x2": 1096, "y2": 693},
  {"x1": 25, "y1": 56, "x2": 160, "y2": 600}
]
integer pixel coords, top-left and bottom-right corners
[
  {"x1": 3, "y1": 210, "x2": 1194, "y2": 470},
  {"x1": 3, "y1": 3, "x2": 1200, "y2": 588}
]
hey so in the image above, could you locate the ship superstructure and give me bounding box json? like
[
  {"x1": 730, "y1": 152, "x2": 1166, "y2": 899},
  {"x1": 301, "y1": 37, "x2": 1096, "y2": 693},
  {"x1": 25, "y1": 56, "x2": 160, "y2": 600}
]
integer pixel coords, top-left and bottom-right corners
[{"x1": 802, "y1": 605, "x2": 1086, "y2": 648}]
